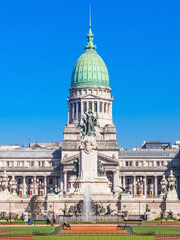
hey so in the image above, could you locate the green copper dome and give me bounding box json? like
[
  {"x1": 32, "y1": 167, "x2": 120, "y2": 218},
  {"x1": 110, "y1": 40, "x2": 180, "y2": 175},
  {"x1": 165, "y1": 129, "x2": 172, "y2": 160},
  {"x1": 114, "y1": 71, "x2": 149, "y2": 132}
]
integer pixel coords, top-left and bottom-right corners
[{"x1": 71, "y1": 26, "x2": 110, "y2": 89}]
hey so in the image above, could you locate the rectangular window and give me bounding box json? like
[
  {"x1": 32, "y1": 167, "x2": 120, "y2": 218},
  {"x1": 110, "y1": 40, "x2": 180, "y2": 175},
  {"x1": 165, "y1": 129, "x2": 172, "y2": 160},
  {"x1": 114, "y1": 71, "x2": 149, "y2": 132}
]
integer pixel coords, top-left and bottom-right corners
[
  {"x1": 89, "y1": 102, "x2": 92, "y2": 111},
  {"x1": 157, "y1": 161, "x2": 160, "y2": 166},
  {"x1": 74, "y1": 103, "x2": 76, "y2": 118},
  {"x1": 100, "y1": 102, "x2": 103, "y2": 112},
  {"x1": 42, "y1": 161, "x2": 45, "y2": 167},
  {"x1": 31, "y1": 161, "x2": 34, "y2": 167},
  {"x1": 148, "y1": 179, "x2": 152, "y2": 184},
  {"x1": 38, "y1": 161, "x2": 41, "y2": 167},
  {"x1": 126, "y1": 161, "x2": 128, "y2": 166},
  {"x1": 78, "y1": 102, "x2": 81, "y2": 114},
  {"x1": 49, "y1": 178, "x2": 53, "y2": 185},
  {"x1": 94, "y1": 102, "x2": 97, "y2": 112},
  {"x1": 7, "y1": 161, "x2": 9, "y2": 167},
  {"x1": 107, "y1": 103, "x2": 110, "y2": 113},
  {"x1": 104, "y1": 103, "x2": 107, "y2": 113},
  {"x1": 127, "y1": 178, "x2": 131, "y2": 184},
  {"x1": 18, "y1": 178, "x2": 22, "y2": 185},
  {"x1": 83, "y1": 102, "x2": 87, "y2": 113},
  {"x1": 129, "y1": 161, "x2": 132, "y2": 166},
  {"x1": 136, "y1": 161, "x2": 138, "y2": 166},
  {"x1": 70, "y1": 104, "x2": 72, "y2": 118}
]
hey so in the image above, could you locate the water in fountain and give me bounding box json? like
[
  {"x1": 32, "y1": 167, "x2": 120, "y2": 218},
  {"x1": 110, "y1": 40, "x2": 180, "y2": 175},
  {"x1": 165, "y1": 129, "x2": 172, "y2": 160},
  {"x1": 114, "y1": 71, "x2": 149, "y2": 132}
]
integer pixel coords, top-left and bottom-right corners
[{"x1": 83, "y1": 184, "x2": 92, "y2": 221}]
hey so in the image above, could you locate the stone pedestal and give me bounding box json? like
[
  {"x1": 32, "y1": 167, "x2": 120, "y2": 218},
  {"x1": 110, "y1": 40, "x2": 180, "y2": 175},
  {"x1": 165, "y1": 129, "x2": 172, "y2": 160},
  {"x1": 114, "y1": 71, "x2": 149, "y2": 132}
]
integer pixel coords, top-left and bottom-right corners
[{"x1": 68, "y1": 135, "x2": 112, "y2": 195}]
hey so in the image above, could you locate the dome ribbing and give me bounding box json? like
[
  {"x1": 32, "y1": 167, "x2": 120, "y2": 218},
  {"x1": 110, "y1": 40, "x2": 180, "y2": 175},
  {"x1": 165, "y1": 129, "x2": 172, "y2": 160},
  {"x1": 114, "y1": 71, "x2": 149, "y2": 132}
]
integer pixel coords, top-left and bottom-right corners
[{"x1": 71, "y1": 25, "x2": 110, "y2": 89}]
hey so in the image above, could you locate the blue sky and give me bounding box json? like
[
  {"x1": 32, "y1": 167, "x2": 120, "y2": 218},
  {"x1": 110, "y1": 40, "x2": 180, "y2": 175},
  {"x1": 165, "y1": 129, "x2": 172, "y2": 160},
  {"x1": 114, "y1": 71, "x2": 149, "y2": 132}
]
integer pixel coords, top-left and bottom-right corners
[{"x1": 0, "y1": 0, "x2": 180, "y2": 149}]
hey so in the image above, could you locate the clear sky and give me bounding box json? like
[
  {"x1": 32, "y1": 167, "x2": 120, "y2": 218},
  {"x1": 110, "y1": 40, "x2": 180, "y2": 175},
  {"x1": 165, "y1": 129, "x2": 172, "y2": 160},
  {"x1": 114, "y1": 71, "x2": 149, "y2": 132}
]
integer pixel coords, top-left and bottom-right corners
[{"x1": 0, "y1": 0, "x2": 180, "y2": 149}]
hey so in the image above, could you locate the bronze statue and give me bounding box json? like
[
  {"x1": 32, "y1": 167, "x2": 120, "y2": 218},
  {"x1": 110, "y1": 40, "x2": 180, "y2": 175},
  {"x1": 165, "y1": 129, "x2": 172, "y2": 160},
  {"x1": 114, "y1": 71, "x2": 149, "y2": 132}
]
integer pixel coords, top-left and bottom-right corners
[
  {"x1": 72, "y1": 160, "x2": 79, "y2": 178},
  {"x1": 97, "y1": 159, "x2": 105, "y2": 176},
  {"x1": 80, "y1": 109, "x2": 98, "y2": 136}
]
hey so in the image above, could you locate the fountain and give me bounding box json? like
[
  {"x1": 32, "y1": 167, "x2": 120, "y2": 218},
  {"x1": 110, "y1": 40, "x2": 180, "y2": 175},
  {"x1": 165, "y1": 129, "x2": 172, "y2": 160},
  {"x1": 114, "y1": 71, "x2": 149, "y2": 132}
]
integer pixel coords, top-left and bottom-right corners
[{"x1": 83, "y1": 185, "x2": 92, "y2": 221}]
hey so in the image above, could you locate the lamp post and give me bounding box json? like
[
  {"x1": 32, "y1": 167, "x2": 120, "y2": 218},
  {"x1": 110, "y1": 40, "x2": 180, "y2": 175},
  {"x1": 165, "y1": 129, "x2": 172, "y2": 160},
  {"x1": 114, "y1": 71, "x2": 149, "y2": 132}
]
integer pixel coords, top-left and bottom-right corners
[
  {"x1": 31, "y1": 178, "x2": 33, "y2": 196},
  {"x1": 39, "y1": 180, "x2": 42, "y2": 196},
  {"x1": 34, "y1": 178, "x2": 36, "y2": 195},
  {"x1": 139, "y1": 200, "x2": 141, "y2": 226}
]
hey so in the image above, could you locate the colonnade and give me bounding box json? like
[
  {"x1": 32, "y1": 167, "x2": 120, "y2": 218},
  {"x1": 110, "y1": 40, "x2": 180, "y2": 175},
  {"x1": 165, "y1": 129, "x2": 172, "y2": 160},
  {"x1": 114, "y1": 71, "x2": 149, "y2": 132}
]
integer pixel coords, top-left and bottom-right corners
[{"x1": 69, "y1": 100, "x2": 112, "y2": 122}]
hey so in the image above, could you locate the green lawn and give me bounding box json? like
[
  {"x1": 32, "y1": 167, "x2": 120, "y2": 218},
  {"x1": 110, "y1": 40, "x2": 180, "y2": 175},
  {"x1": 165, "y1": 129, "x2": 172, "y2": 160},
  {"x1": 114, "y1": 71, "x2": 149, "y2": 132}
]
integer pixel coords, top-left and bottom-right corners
[
  {"x1": 133, "y1": 226, "x2": 180, "y2": 235},
  {"x1": 34, "y1": 236, "x2": 155, "y2": 240},
  {"x1": 0, "y1": 226, "x2": 54, "y2": 236},
  {"x1": 0, "y1": 226, "x2": 180, "y2": 239}
]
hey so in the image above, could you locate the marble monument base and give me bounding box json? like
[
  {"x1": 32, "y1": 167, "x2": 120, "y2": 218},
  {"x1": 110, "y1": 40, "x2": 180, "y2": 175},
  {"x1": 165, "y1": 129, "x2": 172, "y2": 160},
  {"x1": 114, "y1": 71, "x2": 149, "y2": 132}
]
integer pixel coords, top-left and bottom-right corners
[{"x1": 69, "y1": 176, "x2": 112, "y2": 195}]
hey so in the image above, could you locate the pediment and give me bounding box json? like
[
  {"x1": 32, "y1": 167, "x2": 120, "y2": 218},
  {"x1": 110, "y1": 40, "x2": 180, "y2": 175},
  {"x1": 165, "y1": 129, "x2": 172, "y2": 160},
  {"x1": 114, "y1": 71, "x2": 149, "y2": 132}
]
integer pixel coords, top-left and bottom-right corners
[
  {"x1": 61, "y1": 153, "x2": 79, "y2": 164},
  {"x1": 98, "y1": 152, "x2": 119, "y2": 165},
  {"x1": 61, "y1": 152, "x2": 119, "y2": 166},
  {"x1": 83, "y1": 94, "x2": 99, "y2": 99}
]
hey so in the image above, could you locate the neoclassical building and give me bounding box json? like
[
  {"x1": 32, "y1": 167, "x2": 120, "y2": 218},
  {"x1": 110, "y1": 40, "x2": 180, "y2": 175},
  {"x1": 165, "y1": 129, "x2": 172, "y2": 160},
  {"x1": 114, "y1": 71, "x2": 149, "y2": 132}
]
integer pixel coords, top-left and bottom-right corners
[{"x1": 0, "y1": 22, "x2": 180, "y2": 220}]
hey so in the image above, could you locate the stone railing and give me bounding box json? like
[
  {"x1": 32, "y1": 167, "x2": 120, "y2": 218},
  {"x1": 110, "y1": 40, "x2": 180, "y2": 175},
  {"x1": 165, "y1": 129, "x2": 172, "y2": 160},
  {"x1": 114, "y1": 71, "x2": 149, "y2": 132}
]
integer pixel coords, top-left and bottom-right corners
[{"x1": 119, "y1": 150, "x2": 180, "y2": 157}]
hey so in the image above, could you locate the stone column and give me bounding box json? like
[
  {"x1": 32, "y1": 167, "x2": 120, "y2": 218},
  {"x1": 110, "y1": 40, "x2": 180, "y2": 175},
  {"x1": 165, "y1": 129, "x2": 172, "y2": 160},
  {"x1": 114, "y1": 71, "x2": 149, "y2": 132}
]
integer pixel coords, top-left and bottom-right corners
[
  {"x1": 33, "y1": 176, "x2": 36, "y2": 195},
  {"x1": 144, "y1": 176, "x2": 147, "y2": 196},
  {"x1": 44, "y1": 176, "x2": 47, "y2": 196},
  {"x1": 154, "y1": 176, "x2": 157, "y2": 196},
  {"x1": 122, "y1": 176, "x2": 125, "y2": 188},
  {"x1": 76, "y1": 102, "x2": 78, "y2": 118},
  {"x1": 133, "y1": 176, "x2": 136, "y2": 195},
  {"x1": 119, "y1": 176, "x2": 122, "y2": 187},
  {"x1": 68, "y1": 103, "x2": 69, "y2": 123},
  {"x1": 54, "y1": 176, "x2": 57, "y2": 191},
  {"x1": 113, "y1": 170, "x2": 119, "y2": 192},
  {"x1": 63, "y1": 171, "x2": 67, "y2": 192},
  {"x1": 72, "y1": 103, "x2": 74, "y2": 119},
  {"x1": 92, "y1": 101, "x2": 94, "y2": 113},
  {"x1": 23, "y1": 176, "x2": 26, "y2": 196},
  {"x1": 58, "y1": 177, "x2": 61, "y2": 191}
]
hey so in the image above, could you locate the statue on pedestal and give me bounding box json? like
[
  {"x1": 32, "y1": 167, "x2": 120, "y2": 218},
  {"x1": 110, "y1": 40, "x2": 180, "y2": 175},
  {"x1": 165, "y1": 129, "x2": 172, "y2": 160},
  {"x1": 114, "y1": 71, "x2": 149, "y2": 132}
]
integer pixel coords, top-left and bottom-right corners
[
  {"x1": 167, "y1": 170, "x2": 176, "y2": 191},
  {"x1": 166, "y1": 170, "x2": 178, "y2": 200},
  {"x1": 9, "y1": 175, "x2": 17, "y2": 195},
  {"x1": 160, "y1": 175, "x2": 167, "y2": 197}
]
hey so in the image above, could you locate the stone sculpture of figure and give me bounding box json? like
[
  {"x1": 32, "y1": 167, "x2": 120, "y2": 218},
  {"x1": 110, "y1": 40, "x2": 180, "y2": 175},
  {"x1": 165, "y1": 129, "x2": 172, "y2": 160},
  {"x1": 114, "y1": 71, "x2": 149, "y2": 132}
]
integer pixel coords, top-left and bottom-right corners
[
  {"x1": 60, "y1": 204, "x2": 68, "y2": 216},
  {"x1": 145, "y1": 204, "x2": 150, "y2": 213},
  {"x1": 77, "y1": 200, "x2": 83, "y2": 214},
  {"x1": 95, "y1": 203, "x2": 106, "y2": 215},
  {"x1": 72, "y1": 160, "x2": 79, "y2": 178},
  {"x1": 160, "y1": 175, "x2": 167, "y2": 195},
  {"x1": 1, "y1": 170, "x2": 9, "y2": 191},
  {"x1": 167, "y1": 170, "x2": 176, "y2": 191},
  {"x1": 79, "y1": 109, "x2": 98, "y2": 136},
  {"x1": 68, "y1": 206, "x2": 75, "y2": 214},
  {"x1": 167, "y1": 210, "x2": 173, "y2": 220},
  {"x1": 97, "y1": 160, "x2": 105, "y2": 176},
  {"x1": 106, "y1": 204, "x2": 115, "y2": 215}
]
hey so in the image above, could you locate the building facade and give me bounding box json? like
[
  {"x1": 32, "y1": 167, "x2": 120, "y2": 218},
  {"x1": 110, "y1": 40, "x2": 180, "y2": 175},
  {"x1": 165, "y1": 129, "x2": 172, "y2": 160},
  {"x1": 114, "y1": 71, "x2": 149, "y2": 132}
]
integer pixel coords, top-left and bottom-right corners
[{"x1": 0, "y1": 22, "x2": 180, "y2": 221}]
